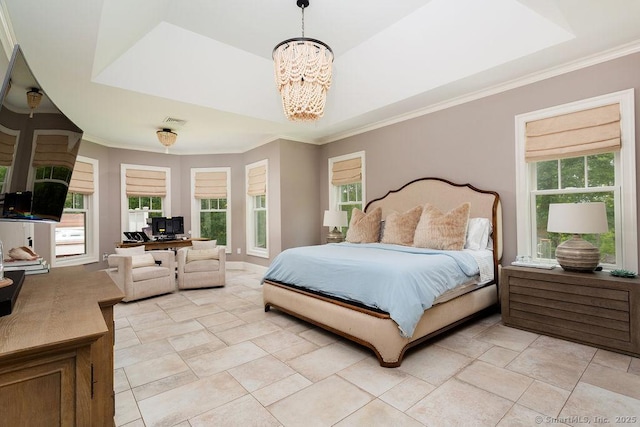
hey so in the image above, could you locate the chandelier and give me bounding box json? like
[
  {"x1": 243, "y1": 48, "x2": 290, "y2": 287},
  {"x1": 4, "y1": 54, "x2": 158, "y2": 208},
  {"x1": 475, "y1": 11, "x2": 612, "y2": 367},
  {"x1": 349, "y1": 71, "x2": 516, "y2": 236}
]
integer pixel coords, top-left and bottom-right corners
[
  {"x1": 273, "y1": 0, "x2": 333, "y2": 121},
  {"x1": 156, "y1": 128, "x2": 177, "y2": 153},
  {"x1": 26, "y1": 88, "x2": 42, "y2": 118}
]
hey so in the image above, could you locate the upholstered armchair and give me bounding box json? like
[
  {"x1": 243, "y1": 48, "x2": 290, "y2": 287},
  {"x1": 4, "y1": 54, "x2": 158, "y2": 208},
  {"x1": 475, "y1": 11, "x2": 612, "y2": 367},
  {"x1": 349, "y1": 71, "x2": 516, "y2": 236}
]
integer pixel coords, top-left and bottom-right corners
[
  {"x1": 176, "y1": 240, "x2": 226, "y2": 289},
  {"x1": 107, "y1": 246, "x2": 176, "y2": 302}
]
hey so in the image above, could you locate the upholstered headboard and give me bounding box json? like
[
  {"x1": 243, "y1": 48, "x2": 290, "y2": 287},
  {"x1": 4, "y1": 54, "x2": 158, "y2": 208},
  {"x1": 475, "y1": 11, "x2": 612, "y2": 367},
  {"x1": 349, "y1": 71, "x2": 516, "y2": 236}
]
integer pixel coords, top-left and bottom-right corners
[{"x1": 365, "y1": 177, "x2": 503, "y2": 268}]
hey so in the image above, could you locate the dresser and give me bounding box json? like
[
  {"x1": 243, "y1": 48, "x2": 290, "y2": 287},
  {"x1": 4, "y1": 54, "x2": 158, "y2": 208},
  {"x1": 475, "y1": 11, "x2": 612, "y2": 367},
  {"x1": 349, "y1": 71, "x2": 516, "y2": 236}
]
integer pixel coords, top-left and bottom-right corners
[
  {"x1": 0, "y1": 266, "x2": 124, "y2": 426},
  {"x1": 501, "y1": 266, "x2": 640, "y2": 357}
]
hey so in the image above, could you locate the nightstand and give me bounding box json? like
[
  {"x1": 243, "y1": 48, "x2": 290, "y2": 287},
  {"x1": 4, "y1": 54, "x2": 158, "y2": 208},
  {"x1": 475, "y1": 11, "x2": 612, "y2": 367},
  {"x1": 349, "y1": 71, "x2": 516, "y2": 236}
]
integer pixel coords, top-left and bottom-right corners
[{"x1": 501, "y1": 266, "x2": 640, "y2": 357}]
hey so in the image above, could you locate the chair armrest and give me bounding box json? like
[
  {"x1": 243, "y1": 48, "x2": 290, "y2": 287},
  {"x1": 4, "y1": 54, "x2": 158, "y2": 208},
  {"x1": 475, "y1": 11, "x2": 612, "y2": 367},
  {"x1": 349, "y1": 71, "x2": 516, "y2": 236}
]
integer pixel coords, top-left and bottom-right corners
[
  {"x1": 176, "y1": 247, "x2": 190, "y2": 272},
  {"x1": 150, "y1": 250, "x2": 175, "y2": 271}
]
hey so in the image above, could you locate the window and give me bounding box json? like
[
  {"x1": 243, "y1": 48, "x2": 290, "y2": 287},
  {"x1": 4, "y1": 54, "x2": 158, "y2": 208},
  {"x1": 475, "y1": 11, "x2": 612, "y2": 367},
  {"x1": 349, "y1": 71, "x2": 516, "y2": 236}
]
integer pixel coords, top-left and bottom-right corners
[
  {"x1": 329, "y1": 151, "x2": 365, "y2": 232},
  {"x1": 515, "y1": 89, "x2": 637, "y2": 271},
  {"x1": 0, "y1": 127, "x2": 18, "y2": 193},
  {"x1": 191, "y1": 168, "x2": 230, "y2": 248},
  {"x1": 54, "y1": 156, "x2": 99, "y2": 266},
  {"x1": 246, "y1": 160, "x2": 268, "y2": 257},
  {"x1": 121, "y1": 164, "x2": 170, "y2": 235}
]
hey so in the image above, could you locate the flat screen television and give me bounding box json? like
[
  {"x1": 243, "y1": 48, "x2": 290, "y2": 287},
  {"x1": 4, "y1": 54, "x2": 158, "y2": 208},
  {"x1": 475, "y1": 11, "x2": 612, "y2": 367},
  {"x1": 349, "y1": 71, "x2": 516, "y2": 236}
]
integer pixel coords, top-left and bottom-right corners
[
  {"x1": 0, "y1": 44, "x2": 83, "y2": 222},
  {"x1": 151, "y1": 216, "x2": 184, "y2": 240}
]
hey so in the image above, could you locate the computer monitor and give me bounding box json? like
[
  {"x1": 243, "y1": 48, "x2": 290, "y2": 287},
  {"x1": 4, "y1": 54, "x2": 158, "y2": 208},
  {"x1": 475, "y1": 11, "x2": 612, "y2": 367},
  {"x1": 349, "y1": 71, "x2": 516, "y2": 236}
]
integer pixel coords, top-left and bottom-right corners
[{"x1": 151, "y1": 216, "x2": 184, "y2": 240}]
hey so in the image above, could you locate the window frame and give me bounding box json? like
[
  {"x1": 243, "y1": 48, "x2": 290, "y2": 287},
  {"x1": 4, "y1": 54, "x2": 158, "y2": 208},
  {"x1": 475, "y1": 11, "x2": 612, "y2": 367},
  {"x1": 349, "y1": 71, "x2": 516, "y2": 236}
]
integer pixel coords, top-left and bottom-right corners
[
  {"x1": 515, "y1": 89, "x2": 637, "y2": 271},
  {"x1": 190, "y1": 167, "x2": 231, "y2": 253},
  {"x1": 245, "y1": 159, "x2": 268, "y2": 258},
  {"x1": 120, "y1": 164, "x2": 171, "y2": 235},
  {"x1": 52, "y1": 155, "x2": 99, "y2": 267},
  {"x1": 328, "y1": 151, "x2": 366, "y2": 231},
  {"x1": 0, "y1": 124, "x2": 19, "y2": 193}
]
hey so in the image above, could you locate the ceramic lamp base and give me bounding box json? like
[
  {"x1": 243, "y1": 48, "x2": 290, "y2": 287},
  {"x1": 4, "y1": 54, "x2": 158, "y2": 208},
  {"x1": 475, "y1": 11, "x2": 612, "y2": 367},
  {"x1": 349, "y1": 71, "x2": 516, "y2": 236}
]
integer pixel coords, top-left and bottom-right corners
[
  {"x1": 326, "y1": 227, "x2": 344, "y2": 244},
  {"x1": 555, "y1": 234, "x2": 600, "y2": 272}
]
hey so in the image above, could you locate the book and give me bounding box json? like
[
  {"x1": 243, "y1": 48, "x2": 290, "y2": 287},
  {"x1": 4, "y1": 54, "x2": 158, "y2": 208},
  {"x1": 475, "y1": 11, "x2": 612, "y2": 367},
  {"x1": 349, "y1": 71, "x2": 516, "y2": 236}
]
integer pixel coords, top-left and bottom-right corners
[
  {"x1": 5, "y1": 260, "x2": 47, "y2": 272},
  {"x1": 3, "y1": 257, "x2": 43, "y2": 267},
  {"x1": 23, "y1": 262, "x2": 50, "y2": 275}
]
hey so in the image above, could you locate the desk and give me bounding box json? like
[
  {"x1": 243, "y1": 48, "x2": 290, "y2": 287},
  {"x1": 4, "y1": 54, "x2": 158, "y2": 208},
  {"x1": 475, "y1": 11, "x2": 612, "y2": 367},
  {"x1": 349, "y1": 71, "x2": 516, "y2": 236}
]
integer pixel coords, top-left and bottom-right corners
[{"x1": 116, "y1": 238, "x2": 208, "y2": 251}]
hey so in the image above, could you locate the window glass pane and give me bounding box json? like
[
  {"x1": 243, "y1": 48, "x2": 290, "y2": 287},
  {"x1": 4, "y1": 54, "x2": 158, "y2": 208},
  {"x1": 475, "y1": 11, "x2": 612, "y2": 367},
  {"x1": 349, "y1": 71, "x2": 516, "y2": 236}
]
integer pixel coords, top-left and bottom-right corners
[
  {"x1": 200, "y1": 199, "x2": 208, "y2": 210},
  {"x1": 128, "y1": 197, "x2": 140, "y2": 210},
  {"x1": 587, "y1": 153, "x2": 615, "y2": 187},
  {"x1": 536, "y1": 160, "x2": 558, "y2": 190},
  {"x1": 55, "y1": 212, "x2": 86, "y2": 258},
  {"x1": 140, "y1": 197, "x2": 151, "y2": 209},
  {"x1": 151, "y1": 197, "x2": 162, "y2": 210},
  {"x1": 255, "y1": 210, "x2": 267, "y2": 248},
  {"x1": 200, "y1": 211, "x2": 227, "y2": 245},
  {"x1": 0, "y1": 166, "x2": 7, "y2": 191},
  {"x1": 219, "y1": 198, "x2": 227, "y2": 209},
  {"x1": 560, "y1": 157, "x2": 585, "y2": 188},
  {"x1": 535, "y1": 191, "x2": 615, "y2": 264}
]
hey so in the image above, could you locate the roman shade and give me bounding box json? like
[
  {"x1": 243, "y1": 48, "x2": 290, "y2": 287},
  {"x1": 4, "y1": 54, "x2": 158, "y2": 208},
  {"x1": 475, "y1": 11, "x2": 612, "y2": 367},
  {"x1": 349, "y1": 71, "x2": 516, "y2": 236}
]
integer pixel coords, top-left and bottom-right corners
[
  {"x1": 0, "y1": 131, "x2": 16, "y2": 167},
  {"x1": 331, "y1": 157, "x2": 362, "y2": 186},
  {"x1": 68, "y1": 160, "x2": 94, "y2": 195},
  {"x1": 32, "y1": 134, "x2": 80, "y2": 169},
  {"x1": 247, "y1": 164, "x2": 266, "y2": 196},
  {"x1": 126, "y1": 168, "x2": 167, "y2": 196},
  {"x1": 194, "y1": 171, "x2": 227, "y2": 199},
  {"x1": 525, "y1": 103, "x2": 621, "y2": 162}
]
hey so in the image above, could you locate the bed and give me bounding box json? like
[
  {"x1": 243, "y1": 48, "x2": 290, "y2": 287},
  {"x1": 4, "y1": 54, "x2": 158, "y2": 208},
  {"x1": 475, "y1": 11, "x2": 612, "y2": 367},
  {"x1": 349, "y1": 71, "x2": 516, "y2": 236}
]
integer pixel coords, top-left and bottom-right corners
[{"x1": 263, "y1": 177, "x2": 502, "y2": 367}]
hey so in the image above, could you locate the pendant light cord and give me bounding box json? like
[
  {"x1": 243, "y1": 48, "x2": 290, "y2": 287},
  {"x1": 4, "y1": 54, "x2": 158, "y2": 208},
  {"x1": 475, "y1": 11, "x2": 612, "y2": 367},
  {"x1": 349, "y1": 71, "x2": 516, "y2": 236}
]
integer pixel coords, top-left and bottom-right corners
[{"x1": 301, "y1": 4, "x2": 305, "y2": 37}]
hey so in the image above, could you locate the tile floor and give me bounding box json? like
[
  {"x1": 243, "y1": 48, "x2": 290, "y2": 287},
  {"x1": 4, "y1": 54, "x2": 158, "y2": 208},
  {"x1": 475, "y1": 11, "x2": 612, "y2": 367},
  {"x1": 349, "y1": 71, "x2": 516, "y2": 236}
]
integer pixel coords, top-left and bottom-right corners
[{"x1": 114, "y1": 270, "x2": 640, "y2": 427}]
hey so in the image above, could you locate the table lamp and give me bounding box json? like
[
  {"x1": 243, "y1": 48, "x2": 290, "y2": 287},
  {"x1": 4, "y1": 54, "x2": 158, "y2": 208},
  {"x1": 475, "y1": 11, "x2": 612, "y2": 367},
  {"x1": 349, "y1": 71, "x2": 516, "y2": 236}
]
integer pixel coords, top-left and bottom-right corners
[
  {"x1": 547, "y1": 202, "x2": 608, "y2": 272},
  {"x1": 323, "y1": 210, "x2": 348, "y2": 243}
]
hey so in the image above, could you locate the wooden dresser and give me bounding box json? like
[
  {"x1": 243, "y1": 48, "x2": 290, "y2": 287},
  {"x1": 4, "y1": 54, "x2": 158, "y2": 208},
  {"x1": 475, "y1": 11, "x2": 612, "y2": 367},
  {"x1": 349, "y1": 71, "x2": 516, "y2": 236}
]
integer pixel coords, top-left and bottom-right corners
[
  {"x1": 501, "y1": 266, "x2": 640, "y2": 357},
  {"x1": 0, "y1": 266, "x2": 124, "y2": 426}
]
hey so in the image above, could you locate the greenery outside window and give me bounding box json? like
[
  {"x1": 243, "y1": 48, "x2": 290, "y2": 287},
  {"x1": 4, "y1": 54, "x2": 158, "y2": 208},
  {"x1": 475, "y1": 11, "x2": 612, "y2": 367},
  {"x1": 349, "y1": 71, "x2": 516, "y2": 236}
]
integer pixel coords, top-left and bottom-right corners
[{"x1": 199, "y1": 198, "x2": 227, "y2": 245}]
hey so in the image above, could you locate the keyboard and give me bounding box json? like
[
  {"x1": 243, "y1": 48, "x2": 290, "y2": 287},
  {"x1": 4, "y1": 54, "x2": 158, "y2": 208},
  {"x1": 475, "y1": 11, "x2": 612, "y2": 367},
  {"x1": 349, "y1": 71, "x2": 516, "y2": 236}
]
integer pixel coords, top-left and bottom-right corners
[{"x1": 511, "y1": 261, "x2": 555, "y2": 269}]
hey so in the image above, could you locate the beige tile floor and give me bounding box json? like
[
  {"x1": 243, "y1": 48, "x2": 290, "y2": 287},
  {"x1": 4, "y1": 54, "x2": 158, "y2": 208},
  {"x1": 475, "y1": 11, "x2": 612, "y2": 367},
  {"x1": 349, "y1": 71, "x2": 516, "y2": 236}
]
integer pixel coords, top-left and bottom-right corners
[{"x1": 114, "y1": 270, "x2": 640, "y2": 427}]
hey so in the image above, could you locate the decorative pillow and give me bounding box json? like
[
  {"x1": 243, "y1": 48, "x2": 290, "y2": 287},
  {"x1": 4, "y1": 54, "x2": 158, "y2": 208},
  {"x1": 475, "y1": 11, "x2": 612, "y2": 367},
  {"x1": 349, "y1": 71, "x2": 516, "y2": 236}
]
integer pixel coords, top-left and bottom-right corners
[
  {"x1": 131, "y1": 253, "x2": 156, "y2": 268},
  {"x1": 381, "y1": 205, "x2": 423, "y2": 246},
  {"x1": 465, "y1": 217, "x2": 491, "y2": 251},
  {"x1": 115, "y1": 245, "x2": 145, "y2": 255},
  {"x1": 192, "y1": 240, "x2": 217, "y2": 250},
  {"x1": 413, "y1": 202, "x2": 471, "y2": 250},
  {"x1": 186, "y1": 248, "x2": 220, "y2": 263},
  {"x1": 345, "y1": 207, "x2": 382, "y2": 243}
]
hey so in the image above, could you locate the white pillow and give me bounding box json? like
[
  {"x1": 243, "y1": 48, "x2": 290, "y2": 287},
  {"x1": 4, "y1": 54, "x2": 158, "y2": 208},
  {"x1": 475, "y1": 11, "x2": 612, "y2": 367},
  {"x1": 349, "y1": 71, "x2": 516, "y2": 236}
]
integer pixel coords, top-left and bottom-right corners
[
  {"x1": 186, "y1": 248, "x2": 219, "y2": 263},
  {"x1": 465, "y1": 218, "x2": 491, "y2": 251},
  {"x1": 115, "y1": 245, "x2": 145, "y2": 255},
  {"x1": 131, "y1": 253, "x2": 156, "y2": 268},
  {"x1": 192, "y1": 240, "x2": 217, "y2": 250}
]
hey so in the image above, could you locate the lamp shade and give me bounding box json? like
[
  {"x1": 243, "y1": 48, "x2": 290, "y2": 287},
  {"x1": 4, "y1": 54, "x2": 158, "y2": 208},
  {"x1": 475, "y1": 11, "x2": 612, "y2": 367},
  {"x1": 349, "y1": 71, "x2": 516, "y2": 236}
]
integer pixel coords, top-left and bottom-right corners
[
  {"x1": 323, "y1": 210, "x2": 347, "y2": 228},
  {"x1": 547, "y1": 202, "x2": 608, "y2": 234}
]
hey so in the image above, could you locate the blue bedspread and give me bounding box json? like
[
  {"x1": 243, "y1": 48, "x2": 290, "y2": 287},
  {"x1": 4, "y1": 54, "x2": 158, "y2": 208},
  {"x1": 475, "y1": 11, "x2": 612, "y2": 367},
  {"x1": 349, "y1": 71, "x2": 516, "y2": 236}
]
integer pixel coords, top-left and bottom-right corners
[{"x1": 262, "y1": 243, "x2": 480, "y2": 338}]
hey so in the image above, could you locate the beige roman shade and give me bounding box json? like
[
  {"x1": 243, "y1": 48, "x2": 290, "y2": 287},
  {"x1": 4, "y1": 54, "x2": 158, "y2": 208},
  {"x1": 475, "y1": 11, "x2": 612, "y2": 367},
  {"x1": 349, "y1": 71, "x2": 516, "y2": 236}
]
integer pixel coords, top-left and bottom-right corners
[
  {"x1": 32, "y1": 134, "x2": 80, "y2": 169},
  {"x1": 68, "y1": 161, "x2": 94, "y2": 195},
  {"x1": 525, "y1": 103, "x2": 621, "y2": 162},
  {"x1": 126, "y1": 168, "x2": 166, "y2": 196},
  {"x1": 247, "y1": 164, "x2": 266, "y2": 196},
  {"x1": 0, "y1": 131, "x2": 16, "y2": 167},
  {"x1": 331, "y1": 157, "x2": 362, "y2": 186},
  {"x1": 195, "y1": 171, "x2": 227, "y2": 199}
]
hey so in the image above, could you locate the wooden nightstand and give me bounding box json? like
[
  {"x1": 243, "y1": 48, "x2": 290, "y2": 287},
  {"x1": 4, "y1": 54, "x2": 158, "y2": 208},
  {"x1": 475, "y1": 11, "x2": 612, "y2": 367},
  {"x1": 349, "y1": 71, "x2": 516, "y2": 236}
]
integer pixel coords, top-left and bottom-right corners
[{"x1": 501, "y1": 266, "x2": 640, "y2": 357}]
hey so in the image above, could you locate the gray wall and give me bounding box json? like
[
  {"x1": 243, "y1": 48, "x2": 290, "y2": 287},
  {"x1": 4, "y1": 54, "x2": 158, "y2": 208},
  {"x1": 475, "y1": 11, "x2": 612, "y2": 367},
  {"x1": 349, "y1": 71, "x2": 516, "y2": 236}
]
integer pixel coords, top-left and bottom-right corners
[
  {"x1": 21, "y1": 51, "x2": 640, "y2": 272},
  {"x1": 320, "y1": 52, "x2": 640, "y2": 265}
]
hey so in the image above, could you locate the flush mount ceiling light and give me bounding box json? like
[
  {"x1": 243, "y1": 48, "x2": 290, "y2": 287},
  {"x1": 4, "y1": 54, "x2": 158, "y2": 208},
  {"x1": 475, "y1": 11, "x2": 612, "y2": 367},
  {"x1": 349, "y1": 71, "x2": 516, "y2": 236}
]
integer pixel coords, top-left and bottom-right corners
[
  {"x1": 273, "y1": 0, "x2": 333, "y2": 122},
  {"x1": 156, "y1": 128, "x2": 177, "y2": 153},
  {"x1": 26, "y1": 88, "x2": 42, "y2": 118}
]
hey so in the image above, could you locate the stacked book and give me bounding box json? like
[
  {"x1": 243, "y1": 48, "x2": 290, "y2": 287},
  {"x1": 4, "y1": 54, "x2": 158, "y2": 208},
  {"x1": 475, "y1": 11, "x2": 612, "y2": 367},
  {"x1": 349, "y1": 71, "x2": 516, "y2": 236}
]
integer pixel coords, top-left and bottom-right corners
[{"x1": 3, "y1": 257, "x2": 50, "y2": 275}]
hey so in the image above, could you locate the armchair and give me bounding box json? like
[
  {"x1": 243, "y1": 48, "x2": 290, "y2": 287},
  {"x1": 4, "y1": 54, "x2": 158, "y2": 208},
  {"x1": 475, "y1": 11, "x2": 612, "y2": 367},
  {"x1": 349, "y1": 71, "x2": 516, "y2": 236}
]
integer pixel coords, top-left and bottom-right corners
[
  {"x1": 177, "y1": 244, "x2": 226, "y2": 289},
  {"x1": 107, "y1": 247, "x2": 176, "y2": 302}
]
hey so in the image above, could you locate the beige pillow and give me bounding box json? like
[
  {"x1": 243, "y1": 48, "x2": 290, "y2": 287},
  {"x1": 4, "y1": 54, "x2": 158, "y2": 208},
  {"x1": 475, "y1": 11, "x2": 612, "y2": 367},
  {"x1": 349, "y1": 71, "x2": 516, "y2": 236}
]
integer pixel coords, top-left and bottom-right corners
[
  {"x1": 115, "y1": 245, "x2": 145, "y2": 255},
  {"x1": 192, "y1": 240, "x2": 217, "y2": 250},
  {"x1": 186, "y1": 248, "x2": 219, "y2": 263},
  {"x1": 345, "y1": 207, "x2": 382, "y2": 243},
  {"x1": 413, "y1": 202, "x2": 471, "y2": 250},
  {"x1": 131, "y1": 253, "x2": 156, "y2": 268},
  {"x1": 381, "y1": 205, "x2": 423, "y2": 246}
]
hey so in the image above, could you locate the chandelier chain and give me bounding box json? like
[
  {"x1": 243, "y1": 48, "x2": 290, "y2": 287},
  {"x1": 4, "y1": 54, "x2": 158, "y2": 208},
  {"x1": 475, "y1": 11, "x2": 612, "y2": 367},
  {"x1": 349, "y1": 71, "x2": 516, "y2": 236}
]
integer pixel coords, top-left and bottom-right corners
[{"x1": 301, "y1": 4, "x2": 305, "y2": 37}]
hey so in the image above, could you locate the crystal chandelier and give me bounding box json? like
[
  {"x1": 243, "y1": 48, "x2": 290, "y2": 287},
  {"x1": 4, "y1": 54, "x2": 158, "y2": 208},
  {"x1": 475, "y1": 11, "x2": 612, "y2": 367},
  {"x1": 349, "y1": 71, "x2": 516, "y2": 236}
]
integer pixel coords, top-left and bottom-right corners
[{"x1": 273, "y1": 0, "x2": 333, "y2": 121}]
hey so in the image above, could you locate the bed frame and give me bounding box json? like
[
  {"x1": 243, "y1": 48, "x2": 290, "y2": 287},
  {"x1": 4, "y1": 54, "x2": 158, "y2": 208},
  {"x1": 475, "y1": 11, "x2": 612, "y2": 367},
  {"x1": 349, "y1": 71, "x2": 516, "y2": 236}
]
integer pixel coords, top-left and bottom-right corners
[{"x1": 263, "y1": 177, "x2": 503, "y2": 367}]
